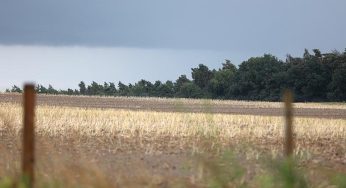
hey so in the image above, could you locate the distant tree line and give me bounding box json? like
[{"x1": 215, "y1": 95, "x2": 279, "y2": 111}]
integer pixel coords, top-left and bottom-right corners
[{"x1": 6, "y1": 49, "x2": 346, "y2": 102}]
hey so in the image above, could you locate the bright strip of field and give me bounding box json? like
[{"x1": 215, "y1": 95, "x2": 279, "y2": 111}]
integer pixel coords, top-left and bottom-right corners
[
  {"x1": 1, "y1": 93, "x2": 346, "y2": 109},
  {"x1": 1, "y1": 102, "x2": 345, "y2": 145}
]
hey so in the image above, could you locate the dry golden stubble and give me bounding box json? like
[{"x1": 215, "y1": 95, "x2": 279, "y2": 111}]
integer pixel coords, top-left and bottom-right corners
[
  {"x1": 1, "y1": 101, "x2": 346, "y2": 187},
  {"x1": 1, "y1": 102, "x2": 345, "y2": 156}
]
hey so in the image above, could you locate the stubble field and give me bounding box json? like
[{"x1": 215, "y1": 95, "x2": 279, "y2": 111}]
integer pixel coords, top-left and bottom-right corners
[{"x1": 0, "y1": 93, "x2": 346, "y2": 187}]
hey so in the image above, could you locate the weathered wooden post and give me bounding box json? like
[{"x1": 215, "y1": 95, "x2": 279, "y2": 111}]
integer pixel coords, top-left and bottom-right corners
[
  {"x1": 22, "y1": 84, "x2": 36, "y2": 187},
  {"x1": 283, "y1": 89, "x2": 294, "y2": 157}
]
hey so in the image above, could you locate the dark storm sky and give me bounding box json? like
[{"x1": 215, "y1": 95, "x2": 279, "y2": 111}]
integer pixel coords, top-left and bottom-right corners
[{"x1": 0, "y1": 0, "x2": 345, "y2": 90}]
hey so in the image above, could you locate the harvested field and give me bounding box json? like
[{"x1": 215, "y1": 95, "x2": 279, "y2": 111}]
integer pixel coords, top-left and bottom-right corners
[
  {"x1": 1, "y1": 98, "x2": 346, "y2": 187},
  {"x1": 1, "y1": 93, "x2": 345, "y2": 119}
]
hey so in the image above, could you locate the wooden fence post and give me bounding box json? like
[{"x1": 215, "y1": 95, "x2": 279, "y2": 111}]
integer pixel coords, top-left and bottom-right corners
[
  {"x1": 22, "y1": 84, "x2": 36, "y2": 187},
  {"x1": 283, "y1": 89, "x2": 294, "y2": 157}
]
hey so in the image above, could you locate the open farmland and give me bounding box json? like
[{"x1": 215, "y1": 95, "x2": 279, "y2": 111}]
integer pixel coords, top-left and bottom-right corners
[
  {"x1": 1, "y1": 93, "x2": 346, "y2": 118},
  {"x1": 0, "y1": 94, "x2": 346, "y2": 187}
]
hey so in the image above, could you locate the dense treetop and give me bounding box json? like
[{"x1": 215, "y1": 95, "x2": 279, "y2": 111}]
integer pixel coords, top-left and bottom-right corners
[{"x1": 7, "y1": 49, "x2": 346, "y2": 102}]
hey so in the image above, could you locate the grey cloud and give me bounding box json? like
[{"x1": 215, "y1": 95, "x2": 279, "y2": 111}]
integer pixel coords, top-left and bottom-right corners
[{"x1": 0, "y1": 0, "x2": 346, "y2": 53}]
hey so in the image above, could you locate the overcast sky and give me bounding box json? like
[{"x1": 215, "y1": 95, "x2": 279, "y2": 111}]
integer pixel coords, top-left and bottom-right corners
[{"x1": 1, "y1": 0, "x2": 346, "y2": 90}]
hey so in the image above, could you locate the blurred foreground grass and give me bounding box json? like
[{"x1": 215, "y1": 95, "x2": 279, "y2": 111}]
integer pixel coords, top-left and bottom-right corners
[{"x1": 1, "y1": 151, "x2": 346, "y2": 188}]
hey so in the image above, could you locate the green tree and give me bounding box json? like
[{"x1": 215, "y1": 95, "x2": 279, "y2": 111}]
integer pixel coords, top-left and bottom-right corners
[
  {"x1": 118, "y1": 81, "x2": 129, "y2": 96},
  {"x1": 37, "y1": 84, "x2": 48, "y2": 93},
  {"x1": 287, "y1": 54, "x2": 330, "y2": 101},
  {"x1": 209, "y1": 60, "x2": 237, "y2": 98},
  {"x1": 9, "y1": 48, "x2": 344, "y2": 101},
  {"x1": 103, "y1": 82, "x2": 117, "y2": 96},
  {"x1": 179, "y1": 82, "x2": 204, "y2": 98},
  {"x1": 78, "y1": 81, "x2": 86, "y2": 95},
  {"x1": 133, "y1": 79, "x2": 153, "y2": 96},
  {"x1": 312, "y1": 49, "x2": 322, "y2": 58},
  {"x1": 175, "y1": 75, "x2": 190, "y2": 90},
  {"x1": 231, "y1": 54, "x2": 285, "y2": 100},
  {"x1": 175, "y1": 75, "x2": 191, "y2": 97},
  {"x1": 10, "y1": 85, "x2": 22, "y2": 93},
  {"x1": 164, "y1": 81, "x2": 175, "y2": 97},
  {"x1": 191, "y1": 64, "x2": 214, "y2": 90},
  {"x1": 108, "y1": 82, "x2": 117, "y2": 96},
  {"x1": 152, "y1": 80, "x2": 175, "y2": 97},
  {"x1": 87, "y1": 81, "x2": 104, "y2": 95},
  {"x1": 67, "y1": 88, "x2": 74, "y2": 95},
  {"x1": 222, "y1": 59, "x2": 237, "y2": 72},
  {"x1": 47, "y1": 85, "x2": 58, "y2": 94},
  {"x1": 326, "y1": 53, "x2": 346, "y2": 101},
  {"x1": 303, "y1": 48, "x2": 311, "y2": 60}
]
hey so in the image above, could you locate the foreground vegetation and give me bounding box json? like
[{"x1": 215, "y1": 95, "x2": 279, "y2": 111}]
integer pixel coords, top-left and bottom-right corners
[
  {"x1": 1, "y1": 101, "x2": 345, "y2": 187},
  {"x1": 8, "y1": 48, "x2": 346, "y2": 101}
]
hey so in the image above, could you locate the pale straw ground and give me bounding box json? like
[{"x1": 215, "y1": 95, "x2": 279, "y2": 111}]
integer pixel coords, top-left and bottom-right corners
[{"x1": 0, "y1": 101, "x2": 345, "y2": 187}]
